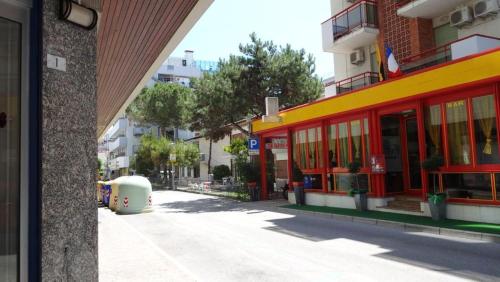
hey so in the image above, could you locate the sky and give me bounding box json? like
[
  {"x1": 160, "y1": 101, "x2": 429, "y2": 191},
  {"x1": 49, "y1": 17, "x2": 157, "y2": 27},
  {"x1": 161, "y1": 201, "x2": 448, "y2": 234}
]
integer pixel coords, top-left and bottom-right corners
[{"x1": 171, "y1": 0, "x2": 334, "y2": 79}]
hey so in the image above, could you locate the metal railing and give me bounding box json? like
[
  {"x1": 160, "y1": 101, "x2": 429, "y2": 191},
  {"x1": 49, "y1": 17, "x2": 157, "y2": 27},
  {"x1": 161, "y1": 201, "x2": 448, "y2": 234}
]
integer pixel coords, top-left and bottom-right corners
[
  {"x1": 322, "y1": 0, "x2": 378, "y2": 42},
  {"x1": 336, "y1": 72, "x2": 379, "y2": 94},
  {"x1": 395, "y1": 0, "x2": 412, "y2": 8},
  {"x1": 400, "y1": 34, "x2": 500, "y2": 74}
]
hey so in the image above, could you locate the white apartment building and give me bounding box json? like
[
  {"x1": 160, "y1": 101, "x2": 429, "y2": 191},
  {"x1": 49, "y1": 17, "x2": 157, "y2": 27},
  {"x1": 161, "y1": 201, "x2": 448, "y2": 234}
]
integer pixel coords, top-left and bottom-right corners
[
  {"x1": 100, "y1": 51, "x2": 217, "y2": 178},
  {"x1": 322, "y1": 0, "x2": 500, "y2": 96}
]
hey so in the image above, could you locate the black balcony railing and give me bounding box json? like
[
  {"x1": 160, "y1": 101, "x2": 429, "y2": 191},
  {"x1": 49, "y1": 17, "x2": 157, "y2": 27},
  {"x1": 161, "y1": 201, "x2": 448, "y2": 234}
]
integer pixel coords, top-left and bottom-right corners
[
  {"x1": 323, "y1": 0, "x2": 378, "y2": 42},
  {"x1": 400, "y1": 34, "x2": 500, "y2": 75},
  {"x1": 395, "y1": 0, "x2": 412, "y2": 7},
  {"x1": 336, "y1": 72, "x2": 380, "y2": 95}
]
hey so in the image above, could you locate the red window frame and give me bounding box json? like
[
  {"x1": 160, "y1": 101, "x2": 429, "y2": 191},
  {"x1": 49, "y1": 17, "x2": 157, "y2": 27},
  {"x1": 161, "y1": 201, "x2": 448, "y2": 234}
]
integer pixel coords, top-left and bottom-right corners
[
  {"x1": 423, "y1": 85, "x2": 500, "y2": 204},
  {"x1": 291, "y1": 124, "x2": 323, "y2": 174},
  {"x1": 325, "y1": 115, "x2": 371, "y2": 173}
]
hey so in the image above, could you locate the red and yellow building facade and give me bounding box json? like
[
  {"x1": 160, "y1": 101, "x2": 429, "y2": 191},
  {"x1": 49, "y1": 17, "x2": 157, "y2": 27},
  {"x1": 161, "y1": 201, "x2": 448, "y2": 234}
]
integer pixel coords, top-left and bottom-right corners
[{"x1": 252, "y1": 47, "x2": 500, "y2": 223}]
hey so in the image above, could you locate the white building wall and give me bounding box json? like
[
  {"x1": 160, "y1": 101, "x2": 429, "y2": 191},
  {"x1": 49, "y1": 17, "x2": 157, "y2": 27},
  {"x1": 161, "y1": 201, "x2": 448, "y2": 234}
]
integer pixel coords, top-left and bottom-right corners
[
  {"x1": 431, "y1": 1, "x2": 500, "y2": 39},
  {"x1": 197, "y1": 136, "x2": 232, "y2": 181},
  {"x1": 329, "y1": 1, "x2": 378, "y2": 84}
]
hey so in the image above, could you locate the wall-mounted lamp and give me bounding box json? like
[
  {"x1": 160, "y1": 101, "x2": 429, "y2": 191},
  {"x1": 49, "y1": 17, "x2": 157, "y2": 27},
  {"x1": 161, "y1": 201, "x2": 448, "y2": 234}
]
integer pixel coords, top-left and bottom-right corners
[{"x1": 59, "y1": 0, "x2": 98, "y2": 30}]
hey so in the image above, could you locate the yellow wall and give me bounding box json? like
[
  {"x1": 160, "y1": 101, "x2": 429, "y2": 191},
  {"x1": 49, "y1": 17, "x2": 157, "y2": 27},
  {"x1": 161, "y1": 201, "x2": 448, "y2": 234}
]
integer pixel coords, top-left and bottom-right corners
[{"x1": 253, "y1": 49, "x2": 500, "y2": 133}]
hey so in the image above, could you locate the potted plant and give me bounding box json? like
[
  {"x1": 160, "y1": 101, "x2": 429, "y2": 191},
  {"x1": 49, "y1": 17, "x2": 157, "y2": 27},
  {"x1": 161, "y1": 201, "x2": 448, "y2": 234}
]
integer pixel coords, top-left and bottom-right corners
[
  {"x1": 239, "y1": 162, "x2": 260, "y2": 201},
  {"x1": 421, "y1": 154, "x2": 446, "y2": 220},
  {"x1": 292, "y1": 161, "x2": 305, "y2": 205},
  {"x1": 348, "y1": 161, "x2": 367, "y2": 211}
]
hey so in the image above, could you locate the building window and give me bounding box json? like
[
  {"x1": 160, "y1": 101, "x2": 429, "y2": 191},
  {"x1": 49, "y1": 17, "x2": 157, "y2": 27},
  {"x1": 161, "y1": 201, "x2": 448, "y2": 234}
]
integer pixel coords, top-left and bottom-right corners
[
  {"x1": 472, "y1": 95, "x2": 499, "y2": 164},
  {"x1": 328, "y1": 118, "x2": 370, "y2": 168},
  {"x1": 293, "y1": 126, "x2": 323, "y2": 170},
  {"x1": 338, "y1": 122, "x2": 349, "y2": 168},
  {"x1": 425, "y1": 104, "x2": 442, "y2": 157},
  {"x1": 334, "y1": 173, "x2": 369, "y2": 192},
  {"x1": 443, "y1": 173, "x2": 492, "y2": 200},
  {"x1": 364, "y1": 118, "x2": 370, "y2": 164},
  {"x1": 446, "y1": 100, "x2": 471, "y2": 165},
  {"x1": 182, "y1": 59, "x2": 187, "y2": 66},
  {"x1": 350, "y1": 120, "x2": 362, "y2": 164},
  {"x1": 327, "y1": 124, "x2": 338, "y2": 167},
  {"x1": 426, "y1": 94, "x2": 500, "y2": 168},
  {"x1": 158, "y1": 74, "x2": 174, "y2": 82}
]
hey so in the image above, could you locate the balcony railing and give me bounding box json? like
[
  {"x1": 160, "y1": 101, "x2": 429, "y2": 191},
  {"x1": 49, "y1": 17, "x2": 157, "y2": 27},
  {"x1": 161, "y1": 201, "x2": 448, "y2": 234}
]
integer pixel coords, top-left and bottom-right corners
[
  {"x1": 336, "y1": 72, "x2": 379, "y2": 95},
  {"x1": 400, "y1": 44, "x2": 452, "y2": 74},
  {"x1": 322, "y1": 0, "x2": 378, "y2": 42},
  {"x1": 400, "y1": 34, "x2": 500, "y2": 75},
  {"x1": 133, "y1": 127, "x2": 149, "y2": 136},
  {"x1": 395, "y1": 0, "x2": 412, "y2": 7}
]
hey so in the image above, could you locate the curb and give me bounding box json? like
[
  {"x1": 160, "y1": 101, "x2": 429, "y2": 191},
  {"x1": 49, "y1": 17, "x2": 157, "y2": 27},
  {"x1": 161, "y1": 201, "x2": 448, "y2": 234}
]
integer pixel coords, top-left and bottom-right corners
[{"x1": 275, "y1": 207, "x2": 500, "y2": 243}]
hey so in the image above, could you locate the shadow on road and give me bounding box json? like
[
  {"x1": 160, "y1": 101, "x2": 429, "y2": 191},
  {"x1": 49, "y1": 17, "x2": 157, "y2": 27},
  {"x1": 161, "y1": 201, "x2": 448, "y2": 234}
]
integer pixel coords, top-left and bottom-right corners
[
  {"x1": 158, "y1": 196, "x2": 250, "y2": 214},
  {"x1": 158, "y1": 193, "x2": 500, "y2": 280},
  {"x1": 265, "y1": 214, "x2": 500, "y2": 280}
]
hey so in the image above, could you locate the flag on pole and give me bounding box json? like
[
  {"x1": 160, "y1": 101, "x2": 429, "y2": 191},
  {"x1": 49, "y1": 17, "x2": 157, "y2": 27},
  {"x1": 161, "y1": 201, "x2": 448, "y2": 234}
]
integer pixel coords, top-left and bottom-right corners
[
  {"x1": 385, "y1": 45, "x2": 403, "y2": 78},
  {"x1": 375, "y1": 43, "x2": 385, "y2": 82}
]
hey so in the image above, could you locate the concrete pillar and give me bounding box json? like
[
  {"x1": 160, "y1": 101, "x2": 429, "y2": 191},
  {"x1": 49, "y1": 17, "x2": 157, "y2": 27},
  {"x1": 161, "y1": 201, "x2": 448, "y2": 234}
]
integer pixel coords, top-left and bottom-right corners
[{"x1": 40, "y1": 0, "x2": 98, "y2": 280}]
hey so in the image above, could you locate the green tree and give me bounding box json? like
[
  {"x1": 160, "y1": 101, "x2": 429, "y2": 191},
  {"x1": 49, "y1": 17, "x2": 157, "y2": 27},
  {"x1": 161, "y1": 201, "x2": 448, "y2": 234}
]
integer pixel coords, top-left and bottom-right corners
[
  {"x1": 133, "y1": 134, "x2": 156, "y2": 176},
  {"x1": 126, "y1": 83, "x2": 193, "y2": 137},
  {"x1": 190, "y1": 33, "x2": 323, "y2": 136},
  {"x1": 224, "y1": 138, "x2": 249, "y2": 180},
  {"x1": 172, "y1": 141, "x2": 200, "y2": 169}
]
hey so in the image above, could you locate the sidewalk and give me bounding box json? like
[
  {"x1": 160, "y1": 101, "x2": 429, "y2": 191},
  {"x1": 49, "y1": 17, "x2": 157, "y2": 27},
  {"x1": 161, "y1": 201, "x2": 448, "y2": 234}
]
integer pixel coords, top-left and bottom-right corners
[
  {"x1": 98, "y1": 208, "x2": 196, "y2": 282},
  {"x1": 276, "y1": 204, "x2": 500, "y2": 243}
]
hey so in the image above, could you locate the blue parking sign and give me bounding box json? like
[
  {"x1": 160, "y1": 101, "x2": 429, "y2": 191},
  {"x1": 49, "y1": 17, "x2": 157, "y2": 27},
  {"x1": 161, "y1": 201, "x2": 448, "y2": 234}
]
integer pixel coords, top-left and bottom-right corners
[{"x1": 248, "y1": 138, "x2": 259, "y2": 150}]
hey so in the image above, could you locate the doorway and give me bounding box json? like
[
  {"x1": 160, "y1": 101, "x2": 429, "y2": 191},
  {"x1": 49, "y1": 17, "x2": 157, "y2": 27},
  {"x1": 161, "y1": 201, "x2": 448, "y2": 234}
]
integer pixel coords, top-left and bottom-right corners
[
  {"x1": 264, "y1": 135, "x2": 289, "y2": 199},
  {"x1": 0, "y1": 14, "x2": 21, "y2": 282},
  {"x1": 380, "y1": 109, "x2": 422, "y2": 195}
]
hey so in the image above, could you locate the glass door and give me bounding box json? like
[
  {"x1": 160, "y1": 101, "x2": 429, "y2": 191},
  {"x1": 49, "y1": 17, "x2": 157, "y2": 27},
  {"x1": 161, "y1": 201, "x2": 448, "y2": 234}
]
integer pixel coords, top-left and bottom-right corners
[
  {"x1": 381, "y1": 116, "x2": 404, "y2": 193},
  {"x1": 264, "y1": 135, "x2": 289, "y2": 198},
  {"x1": 0, "y1": 16, "x2": 21, "y2": 282},
  {"x1": 405, "y1": 118, "x2": 422, "y2": 190}
]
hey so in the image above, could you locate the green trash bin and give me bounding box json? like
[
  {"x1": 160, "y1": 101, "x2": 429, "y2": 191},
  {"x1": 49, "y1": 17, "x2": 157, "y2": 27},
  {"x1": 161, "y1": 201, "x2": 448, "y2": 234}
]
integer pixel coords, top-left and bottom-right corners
[{"x1": 116, "y1": 176, "x2": 153, "y2": 214}]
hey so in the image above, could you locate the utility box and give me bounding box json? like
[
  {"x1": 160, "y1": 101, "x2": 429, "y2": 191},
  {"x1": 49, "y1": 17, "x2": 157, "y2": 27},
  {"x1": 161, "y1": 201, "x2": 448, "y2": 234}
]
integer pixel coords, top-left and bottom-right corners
[
  {"x1": 97, "y1": 181, "x2": 105, "y2": 203},
  {"x1": 109, "y1": 177, "x2": 127, "y2": 211},
  {"x1": 116, "y1": 176, "x2": 153, "y2": 214}
]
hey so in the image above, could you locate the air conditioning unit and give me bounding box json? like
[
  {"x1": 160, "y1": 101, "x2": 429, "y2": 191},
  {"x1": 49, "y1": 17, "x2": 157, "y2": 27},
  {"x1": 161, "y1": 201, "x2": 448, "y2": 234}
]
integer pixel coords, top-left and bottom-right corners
[
  {"x1": 199, "y1": 153, "x2": 206, "y2": 162},
  {"x1": 473, "y1": 0, "x2": 499, "y2": 18},
  {"x1": 449, "y1": 6, "x2": 474, "y2": 27},
  {"x1": 350, "y1": 49, "x2": 365, "y2": 65}
]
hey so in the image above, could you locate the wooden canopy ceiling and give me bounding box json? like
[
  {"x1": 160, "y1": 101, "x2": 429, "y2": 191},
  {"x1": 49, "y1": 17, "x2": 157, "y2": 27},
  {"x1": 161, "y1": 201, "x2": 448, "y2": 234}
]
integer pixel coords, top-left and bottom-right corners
[{"x1": 96, "y1": 0, "x2": 206, "y2": 136}]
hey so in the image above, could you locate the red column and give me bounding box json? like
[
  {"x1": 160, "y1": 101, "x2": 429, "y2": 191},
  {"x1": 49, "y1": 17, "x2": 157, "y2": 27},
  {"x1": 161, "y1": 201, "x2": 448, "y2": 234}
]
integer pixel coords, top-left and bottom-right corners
[
  {"x1": 416, "y1": 101, "x2": 428, "y2": 201},
  {"x1": 259, "y1": 135, "x2": 267, "y2": 200},
  {"x1": 370, "y1": 110, "x2": 384, "y2": 198},
  {"x1": 321, "y1": 121, "x2": 329, "y2": 193},
  {"x1": 287, "y1": 128, "x2": 293, "y2": 186}
]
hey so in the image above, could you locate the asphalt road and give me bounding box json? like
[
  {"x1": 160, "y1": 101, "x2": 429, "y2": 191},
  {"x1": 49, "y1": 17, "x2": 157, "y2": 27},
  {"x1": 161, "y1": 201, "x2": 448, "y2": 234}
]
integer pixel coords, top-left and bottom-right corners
[{"x1": 99, "y1": 191, "x2": 500, "y2": 282}]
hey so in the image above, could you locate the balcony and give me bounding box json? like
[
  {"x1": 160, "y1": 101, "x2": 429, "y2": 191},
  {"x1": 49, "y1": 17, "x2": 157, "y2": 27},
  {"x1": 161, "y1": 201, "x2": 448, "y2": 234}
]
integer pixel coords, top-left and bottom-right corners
[
  {"x1": 336, "y1": 72, "x2": 379, "y2": 95},
  {"x1": 108, "y1": 137, "x2": 127, "y2": 153},
  {"x1": 322, "y1": 0, "x2": 379, "y2": 53},
  {"x1": 396, "y1": 0, "x2": 467, "y2": 19},
  {"x1": 108, "y1": 156, "x2": 129, "y2": 170},
  {"x1": 107, "y1": 118, "x2": 127, "y2": 139},
  {"x1": 133, "y1": 127, "x2": 149, "y2": 136},
  {"x1": 401, "y1": 34, "x2": 500, "y2": 74}
]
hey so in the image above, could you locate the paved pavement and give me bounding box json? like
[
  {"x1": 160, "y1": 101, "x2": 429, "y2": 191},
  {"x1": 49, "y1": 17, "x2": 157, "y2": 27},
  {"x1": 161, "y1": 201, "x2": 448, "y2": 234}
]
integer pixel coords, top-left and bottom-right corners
[{"x1": 99, "y1": 191, "x2": 500, "y2": 281}]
